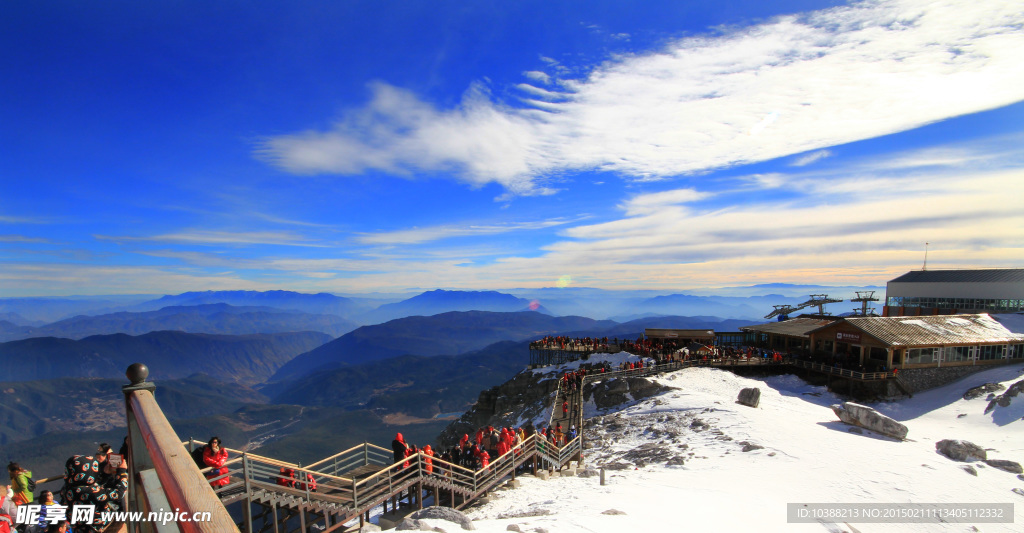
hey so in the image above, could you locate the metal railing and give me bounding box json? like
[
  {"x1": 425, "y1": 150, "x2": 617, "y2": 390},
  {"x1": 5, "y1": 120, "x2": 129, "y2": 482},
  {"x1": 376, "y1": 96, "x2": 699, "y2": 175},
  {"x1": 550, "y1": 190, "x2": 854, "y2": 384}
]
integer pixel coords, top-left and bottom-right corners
[{"x1": 789, "y1": 359, "x2": 894, "y2": 381}]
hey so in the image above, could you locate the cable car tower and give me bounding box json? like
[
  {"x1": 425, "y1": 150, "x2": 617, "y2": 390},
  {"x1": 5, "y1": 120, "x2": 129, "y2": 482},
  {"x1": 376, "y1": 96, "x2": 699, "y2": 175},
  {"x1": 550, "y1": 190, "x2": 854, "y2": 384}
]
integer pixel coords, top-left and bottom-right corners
[
  {"x1": 850, "y1": 290, "x2": 879, "y2": 316},
  {"x1": 799, "y1": 294, "x2": 844, "y2": 316},
  {"x1": 764, "y1": 304, "x2": 801, "y2": 320}
]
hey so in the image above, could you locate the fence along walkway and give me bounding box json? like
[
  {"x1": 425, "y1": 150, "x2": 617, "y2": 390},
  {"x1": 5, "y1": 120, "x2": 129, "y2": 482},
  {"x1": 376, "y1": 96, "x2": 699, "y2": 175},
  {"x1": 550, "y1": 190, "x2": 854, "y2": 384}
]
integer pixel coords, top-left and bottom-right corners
[{"x1": 184, "y1": 434, "x2": 581, "y2": 532}]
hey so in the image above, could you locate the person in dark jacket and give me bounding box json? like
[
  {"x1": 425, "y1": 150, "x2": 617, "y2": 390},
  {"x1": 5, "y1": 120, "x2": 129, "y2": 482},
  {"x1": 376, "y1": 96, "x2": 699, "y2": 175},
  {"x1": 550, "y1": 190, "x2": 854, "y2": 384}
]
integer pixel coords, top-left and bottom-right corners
[{"x1": 392, "y1": 433, "x2": 409, "y2": 464}]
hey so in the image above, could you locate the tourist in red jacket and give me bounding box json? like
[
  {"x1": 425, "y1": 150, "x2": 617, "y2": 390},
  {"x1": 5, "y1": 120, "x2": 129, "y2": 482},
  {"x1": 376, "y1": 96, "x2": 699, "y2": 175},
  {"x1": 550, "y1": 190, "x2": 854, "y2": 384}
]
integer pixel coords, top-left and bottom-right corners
[
  {"x1": 203, "y1": 437, "x2": 230, "y2": 487},
  {"x1": 423, "y1": 445, "x2": 435, "y2": 475}
]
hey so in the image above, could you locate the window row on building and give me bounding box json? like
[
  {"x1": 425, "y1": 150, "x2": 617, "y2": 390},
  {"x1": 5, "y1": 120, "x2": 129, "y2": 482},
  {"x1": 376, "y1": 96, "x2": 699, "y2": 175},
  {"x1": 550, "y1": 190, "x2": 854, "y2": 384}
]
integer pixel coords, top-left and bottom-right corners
[
  {"x1": 903, "y1": 344, "x2": 1023, "y2": 365},
  {"x1": 886, "y1": 297, "x2": 1024, "y2": 312}
]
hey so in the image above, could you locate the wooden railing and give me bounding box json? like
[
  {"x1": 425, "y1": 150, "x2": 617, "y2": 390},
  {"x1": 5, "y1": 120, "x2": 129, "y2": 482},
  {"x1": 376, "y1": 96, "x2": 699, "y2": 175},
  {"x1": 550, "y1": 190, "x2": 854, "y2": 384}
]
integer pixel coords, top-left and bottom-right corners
[{"x1": 122, "y1": 365, "x2": 239, "y2": 532}]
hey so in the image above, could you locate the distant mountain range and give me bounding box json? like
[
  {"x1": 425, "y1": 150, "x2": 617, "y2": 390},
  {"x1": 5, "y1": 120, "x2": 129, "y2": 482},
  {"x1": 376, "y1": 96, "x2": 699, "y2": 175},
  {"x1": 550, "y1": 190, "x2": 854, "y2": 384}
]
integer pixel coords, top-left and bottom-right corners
[
  {"x1": 360, "y1": 290, "x2": 546, "y2": 323},
  {"x1": 0, "y1": 330, "x2": 330, "y2": 384},
  {"x1": 133, "y1": 290, "x2": 373, "y2": 319},
  {"x1": 270, "y1": 311, "x2": 616, "y2": 382},
  {"x1": 0, "y1": 303, "x2": 357, "y2": 342}
]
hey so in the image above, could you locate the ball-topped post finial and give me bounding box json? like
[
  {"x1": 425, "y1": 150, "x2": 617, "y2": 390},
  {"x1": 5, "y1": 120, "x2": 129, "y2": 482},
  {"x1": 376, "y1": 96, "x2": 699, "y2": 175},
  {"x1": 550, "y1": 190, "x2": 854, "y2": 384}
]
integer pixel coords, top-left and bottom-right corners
[{"x1": 126, "y1": 363, "x2": 149, "y2": 385}]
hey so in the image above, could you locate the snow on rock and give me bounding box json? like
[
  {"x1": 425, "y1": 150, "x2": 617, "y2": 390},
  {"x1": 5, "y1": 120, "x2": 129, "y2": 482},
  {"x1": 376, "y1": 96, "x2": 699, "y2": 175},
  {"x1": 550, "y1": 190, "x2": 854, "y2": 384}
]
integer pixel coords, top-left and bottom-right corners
[
  {"x1": 831, "y1": 402, "x2": 909, "y2": 439},
  {"x1": 401, "y1": 508, "x2": 475, "y2": 531},
  {"x1": 963, "y1": 382, "x2": 1005, "y2": 400},
  {"x1": 385, "y1": 363, "x2": 1024, "y2": 532},
  {"x1": 935, "y1": 439, "x2": 987, "y2": 461},
  {"x1": 983, "y1": 459, "x2": 1023, "y2": 474}
]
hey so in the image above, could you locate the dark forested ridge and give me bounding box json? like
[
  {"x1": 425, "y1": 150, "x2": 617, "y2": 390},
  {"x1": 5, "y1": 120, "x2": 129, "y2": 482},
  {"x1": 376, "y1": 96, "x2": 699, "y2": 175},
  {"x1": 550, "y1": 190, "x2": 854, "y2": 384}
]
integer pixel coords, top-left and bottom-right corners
[
  {"x1": 269, "y1": 340, "x2": 530, "y2": 417},
  {"x1": 0, "y1": 330, "x2": 331, "y2": 384},
  {"x1": 270, "y1": 311, "x2": 616, "y2": 382}
]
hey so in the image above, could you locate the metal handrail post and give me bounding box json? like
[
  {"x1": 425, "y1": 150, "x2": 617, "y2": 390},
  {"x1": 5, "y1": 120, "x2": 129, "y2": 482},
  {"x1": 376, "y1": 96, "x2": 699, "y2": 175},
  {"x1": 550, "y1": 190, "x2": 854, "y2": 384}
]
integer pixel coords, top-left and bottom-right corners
[{"x1": 242, "y1": 454, "x2": 253, "y2": 533}]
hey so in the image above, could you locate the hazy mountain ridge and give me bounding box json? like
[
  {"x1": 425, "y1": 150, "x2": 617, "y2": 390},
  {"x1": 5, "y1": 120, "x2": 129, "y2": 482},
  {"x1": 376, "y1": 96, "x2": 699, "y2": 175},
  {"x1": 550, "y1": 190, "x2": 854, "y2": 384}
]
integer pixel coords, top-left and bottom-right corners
[
  {"x1": 269, "y1": 340, "x2": 531, "y2": 416},
  {"x1": 0, "y1": 303, "x2": 358, "y2": 342},
  {"x1": 362, "y1": 290, "x2": 540, "y2": 324},
  {"x1": 134, "y1": 290, "x2": 372, "y2": 319},
  {"x1": 270, "y1": 311, "x2": 617, "y2": 382},
  {"x1": 0, "y1": 330, "x2": 331, "y2": 384}
]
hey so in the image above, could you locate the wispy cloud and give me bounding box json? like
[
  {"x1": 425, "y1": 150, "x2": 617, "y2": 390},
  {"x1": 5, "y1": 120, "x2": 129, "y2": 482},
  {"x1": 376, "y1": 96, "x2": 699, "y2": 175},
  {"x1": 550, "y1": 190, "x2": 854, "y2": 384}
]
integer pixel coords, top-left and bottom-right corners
[
  {"x1": 259, "y1": 0, "x2": 1024, "y2": 196},
  {"x1": 0, "y1": 215, "x2": 50, "y2": 224},
  {"x1": 523, "y1": 71, "x2": 552, "y2": 85},
  {"x1": 619, "y1": 188, "x2": 713, "y2": 217},
  {"x1": 95, "y1": 230, "x2": 329, "y2": 248},
  {"x1": 791, "y1": 150, "x2": 833, "y2": 167},
  {"x1": 357, "y1": 218, "x2": 578, "y2": 245},
  {"x1": 0, "y1": 235, "x2": 53, "y2": 244}
]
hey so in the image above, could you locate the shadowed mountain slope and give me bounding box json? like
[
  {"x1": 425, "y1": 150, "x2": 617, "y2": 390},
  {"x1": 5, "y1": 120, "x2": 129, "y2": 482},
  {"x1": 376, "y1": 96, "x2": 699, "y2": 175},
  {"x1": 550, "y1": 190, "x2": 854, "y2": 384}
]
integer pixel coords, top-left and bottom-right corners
[
  {"x1": 0, "y1": 330, "x2": 330, "y2": 384},
  {"x1": 270, "y1": 311, "x2": 615, "y2": 382}
]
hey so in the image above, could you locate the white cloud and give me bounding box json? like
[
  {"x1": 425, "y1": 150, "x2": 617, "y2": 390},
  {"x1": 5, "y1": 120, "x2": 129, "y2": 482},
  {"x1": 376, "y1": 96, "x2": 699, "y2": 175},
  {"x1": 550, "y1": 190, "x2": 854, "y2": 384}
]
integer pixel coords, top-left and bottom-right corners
[
  {"x1": 619, "y1": 188, "x2": 713, "y2": 216},
  {"x1": 357, "y1": 218, "x2": 577, "y2": 245},
  {"x1": 95, "y1": 230, "x2": 328, "y2": 248},
  {"x1": 0, "y1": 235, "x2": 53, "y2": 243},
  {"x1": 791, "y1": 150, "x2": 833, "y2": 167},
  {"x1": 523, "y1": 71, "x2": 552, "y2": 85},
  {"x1": 260, "y1": 0, "x2": 1024, "y2": 196}
]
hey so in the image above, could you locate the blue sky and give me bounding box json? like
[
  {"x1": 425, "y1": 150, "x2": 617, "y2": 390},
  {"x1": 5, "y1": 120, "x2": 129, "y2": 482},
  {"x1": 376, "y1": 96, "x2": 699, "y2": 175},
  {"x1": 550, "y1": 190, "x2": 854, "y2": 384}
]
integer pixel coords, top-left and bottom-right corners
[{"x1": 2, "y1": 0, "x2": 1023, "y2": 297}]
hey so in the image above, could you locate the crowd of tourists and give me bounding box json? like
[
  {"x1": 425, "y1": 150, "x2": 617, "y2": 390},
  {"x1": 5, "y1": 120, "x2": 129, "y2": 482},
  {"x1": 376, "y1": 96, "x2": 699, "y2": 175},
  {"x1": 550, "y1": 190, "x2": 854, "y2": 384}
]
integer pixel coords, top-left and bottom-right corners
[
  {"x1": 5, "y1": 440, "x2": 130, "y2": 533},
  {"x1": 390, "y1": 421, "x2": 581, "y2": 477},
  {"x1": 530, "y1": 336, "x2": 611, "y2": 352}
]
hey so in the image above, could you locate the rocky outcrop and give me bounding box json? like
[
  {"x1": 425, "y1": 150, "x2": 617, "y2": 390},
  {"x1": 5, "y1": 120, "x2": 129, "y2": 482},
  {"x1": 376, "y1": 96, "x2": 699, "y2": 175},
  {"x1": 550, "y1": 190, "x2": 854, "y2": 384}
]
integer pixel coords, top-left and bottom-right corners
[
  {"x1": 438, "y1": 362, "x2": 660, "y2": 447},
  {"x1": 984, "y1": 379, "x2": 1024, "y2": 414},
  {"x1": 584, "y1": 377, "x2": 674, "y2": 409},
  {"x1": 399, "y1": 507, "x2": 475, "y2": 531},
  {"x1": 963, "y1": 383, "x2": 1005, "y2": 400},
  {"x1": 737, "y1": 387, "x2": 760, "y2": 408},
  {"x1": 984, "y1": 459, "x2": 1023, "y2": 474},
  {"x1": 438, "y1": 370, "x2": 556, "y2": 447},
  {"x1": 935, "y1": 439, "x2": 987, "y2": 462},
  {"x1": 831, "y1": 402, "x2": 909, "y2": 439}
]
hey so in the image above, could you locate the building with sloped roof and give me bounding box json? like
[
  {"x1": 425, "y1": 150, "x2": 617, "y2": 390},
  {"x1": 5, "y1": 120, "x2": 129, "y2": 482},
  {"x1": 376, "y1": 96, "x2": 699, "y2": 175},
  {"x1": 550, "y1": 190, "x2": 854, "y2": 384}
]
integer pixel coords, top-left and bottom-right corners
[
  {"x1": 884, "y1": 268, "x2": 1024, "y2": 316},
  {"x1": 739, "y1": 317, "x2": 842, "y2": 352},
  {"x1": 806, "y1": 313, "x2": 1024, "y2": 370}
]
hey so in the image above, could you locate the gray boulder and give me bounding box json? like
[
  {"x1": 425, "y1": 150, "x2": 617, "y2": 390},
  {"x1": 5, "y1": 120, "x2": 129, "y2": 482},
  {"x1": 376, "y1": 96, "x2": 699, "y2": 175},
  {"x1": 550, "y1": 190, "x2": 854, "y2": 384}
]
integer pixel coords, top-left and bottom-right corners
[
  {"x1": 984, "y1": 459, "x2": 1023, "y2": 474},
  {"x1": 601, "y1": 509, "x2": 627, "y2": 515},
  {"x1": 831, "y1": 402, "x2": 909, "y2": 439},
  {"x1": 963, "y1": 383, "x2": 1005, "y2": 400},
  {"x1": 936, "y1": 440, "x2": 987, "y2": 462},
  {"x1": 984, "y1": 379, "x2": 1024, "y2": 414},
  {"x1": 405, "y1": 507, "x2": 476, "y2": 531},
  {"x1": 396, "y1": 519, "x2": 433, "y2": 532},
  {"x1": 737, "y1": 387, "x2": 761, "y2": 408}
]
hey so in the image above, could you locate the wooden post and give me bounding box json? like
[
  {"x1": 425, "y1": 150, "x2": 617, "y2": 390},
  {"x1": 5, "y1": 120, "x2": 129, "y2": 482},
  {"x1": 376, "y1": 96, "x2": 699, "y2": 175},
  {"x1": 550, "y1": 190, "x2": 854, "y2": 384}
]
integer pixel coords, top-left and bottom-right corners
[{"x1": 121, "y1": 363, "x2": 238, "y2": 533}]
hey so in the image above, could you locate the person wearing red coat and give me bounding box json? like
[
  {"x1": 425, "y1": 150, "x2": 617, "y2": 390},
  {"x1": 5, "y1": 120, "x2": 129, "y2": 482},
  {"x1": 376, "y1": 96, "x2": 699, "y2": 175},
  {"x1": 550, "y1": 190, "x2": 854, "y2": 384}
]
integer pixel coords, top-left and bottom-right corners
[
  {"x1": 423, "y1": 445, "x2": 435, "y2": 475},
  {"x1": 277, "y1": 467, "x2": 296, "y2": 488},
  {"x1": 296, "y1": 472, "x2": 317, "y2": 492},
  {"x1": 203, "y1": 437, "x2": 230, "y2": 487}
]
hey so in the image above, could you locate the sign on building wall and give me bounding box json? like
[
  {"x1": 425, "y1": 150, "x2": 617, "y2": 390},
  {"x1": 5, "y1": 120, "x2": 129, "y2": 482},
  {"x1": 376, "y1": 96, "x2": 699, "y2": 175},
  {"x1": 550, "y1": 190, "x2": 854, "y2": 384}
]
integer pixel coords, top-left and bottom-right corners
[{"x1": 836, "y1": 331, "x2": 861, "y2": 343}]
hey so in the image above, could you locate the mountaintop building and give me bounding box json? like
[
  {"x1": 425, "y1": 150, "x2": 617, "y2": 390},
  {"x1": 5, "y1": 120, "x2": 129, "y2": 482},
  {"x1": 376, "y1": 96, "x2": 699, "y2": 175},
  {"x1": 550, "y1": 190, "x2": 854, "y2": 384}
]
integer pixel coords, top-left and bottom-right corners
[{"x1": 883, "y1": 268, "x2": 1024, "y2": 316}]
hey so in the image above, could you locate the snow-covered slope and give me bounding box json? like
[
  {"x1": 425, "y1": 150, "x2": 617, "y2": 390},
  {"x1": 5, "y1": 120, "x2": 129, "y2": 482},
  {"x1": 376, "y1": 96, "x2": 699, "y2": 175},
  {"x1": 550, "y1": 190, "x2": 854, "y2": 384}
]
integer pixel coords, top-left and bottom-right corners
[{"x1": 386, "y1": 361, "x2": 1024, "y2": 532}]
